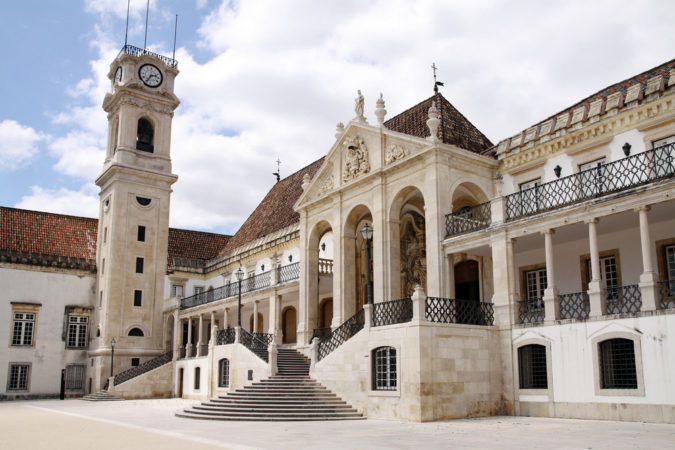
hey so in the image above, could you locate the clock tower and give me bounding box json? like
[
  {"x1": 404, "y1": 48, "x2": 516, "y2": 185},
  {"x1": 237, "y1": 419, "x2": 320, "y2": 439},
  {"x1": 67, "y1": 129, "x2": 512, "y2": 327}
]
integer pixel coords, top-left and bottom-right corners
[{"x1": 90, "y1": 46, "x2": 179, "y2": 391}]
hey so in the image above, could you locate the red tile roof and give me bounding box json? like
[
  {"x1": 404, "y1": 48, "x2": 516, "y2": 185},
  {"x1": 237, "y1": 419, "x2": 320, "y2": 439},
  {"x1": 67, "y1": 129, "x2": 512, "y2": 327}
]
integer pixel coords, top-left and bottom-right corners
[
  {"x1": 0, "y1": 206, "x2": 231, "y2": 271},
  {"x1": 384, "y1": 93, "x2": 493, "y2": 153},
  {"x1": 220, "y1": 157, "x2": 325, "y2": 254}
]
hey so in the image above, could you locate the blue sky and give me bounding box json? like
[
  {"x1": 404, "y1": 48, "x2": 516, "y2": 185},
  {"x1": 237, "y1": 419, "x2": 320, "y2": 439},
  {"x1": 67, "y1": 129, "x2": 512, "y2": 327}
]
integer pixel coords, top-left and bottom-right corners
[{"x1": 0, "y1": 0, "x2": 673, "y2": 234}]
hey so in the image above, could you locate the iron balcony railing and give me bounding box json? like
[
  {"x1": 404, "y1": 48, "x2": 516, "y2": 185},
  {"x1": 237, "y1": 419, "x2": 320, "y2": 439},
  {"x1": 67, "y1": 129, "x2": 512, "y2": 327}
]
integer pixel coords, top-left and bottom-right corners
[
  {"x1": 425, "y1": 297, "x2": 495, "y2": 325},
  {"x1": 278, "y1": 262, "x2": 300, "y2": 283},
  {"x1": 239, "y1": 328, "x2": 269, "y2": 362},
  {"x1": 658, "y1": 280, "x2": 675, "y2": 309},
  {"x1": 318, "y1": 309, "x2": 365, "y2": 361},
  {"x1": 252, "y1": 332, "x2": 274, "y2": 346},
  {"x1": 445, "y1": 202, "x2": 491, "y2": 237},
  {"x1": 117, "y1": 44, "x2": 178, "y2": 69},
  {"x1": 505, "y1": 143, "x2": 675, "y2": 221},
  {"x1": 606, "y1": 284, "x2": 642, "y2": 315},
  {"x1": 518, "y1": 298, "x2": 545, "y2": 324},
  {"x1": 215, "y1": 328, "x2": 236, "y2": 345},
  {"x1": 372, "y1": 298, "x2": 413, "y2": 327},
  {"x1": 559, "y1": 291, "x2": 590, "y2": 320},
  {"x1": 181, "y1": 270, "x2": 274, "y2": 310}
]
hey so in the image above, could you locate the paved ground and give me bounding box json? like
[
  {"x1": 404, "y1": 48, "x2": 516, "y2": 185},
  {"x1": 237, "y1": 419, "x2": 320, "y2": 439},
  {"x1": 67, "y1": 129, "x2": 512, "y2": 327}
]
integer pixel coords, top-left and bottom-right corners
[{"x1": 0, "y1": 399, "x2": 673, "y2": 449}]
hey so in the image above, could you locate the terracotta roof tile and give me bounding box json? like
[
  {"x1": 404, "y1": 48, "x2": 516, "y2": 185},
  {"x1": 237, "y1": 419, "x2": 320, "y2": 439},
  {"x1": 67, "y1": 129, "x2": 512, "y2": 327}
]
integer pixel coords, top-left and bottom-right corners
[
  {"x1": 221, "y1": 157, "x2": 325, "y2": 254},
  {"x1": 384, "y1": 93, "x2": 493, "y2": 153},
  {"x1": 167, "y1": 228, "x2": 230, "y2": 266}
]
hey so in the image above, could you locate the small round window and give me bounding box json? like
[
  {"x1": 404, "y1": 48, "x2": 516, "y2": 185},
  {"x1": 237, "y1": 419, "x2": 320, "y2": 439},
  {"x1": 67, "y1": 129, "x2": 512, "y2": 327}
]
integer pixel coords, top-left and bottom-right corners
[{"x1": 136, "y1": 196, "x2": 151, "y2": 206}]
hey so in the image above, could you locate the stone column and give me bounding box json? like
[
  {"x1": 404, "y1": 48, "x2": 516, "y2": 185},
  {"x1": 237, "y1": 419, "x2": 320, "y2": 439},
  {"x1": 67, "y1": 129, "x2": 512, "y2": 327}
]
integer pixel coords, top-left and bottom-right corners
[
  {"x1": 507, "y1": 238, "x2": 519, "y2": 324},
  {"x1": 586, "y1": 218, "x2": 605, "y2": 317},
  {"x1": 186, "y1": 317, "x2": 192, "y2": 357},
  {"x1": 172, "y1": 313, "x2": 181, "y2": 361},
  {"x1": 542, "y1": 229, "x2": 559, "y2": 321},
  {"x1": 223, "y1": 307, "x2": 229, "y2": 329},
  {"x1": 446, "y1": 253, "x2": 455, "y2": 298},
  {"x1": 298, "y1": 211, "x2": 318, "y2": 345},
  {"x1": 363, "y1": 303, "x2": 373, "y2": 332},
  {"x1": 253, "y1": 300, "x2": 259, "y2": 333},
  {"x1": 637, "y1": 206, "x2": 658, "y2": 310},
  {"x1": 197, "y1": 314, "x2": 204, "y2": 356},
  {"x1": 268, "y1": 292, "x2": 282, "y2": 345},
  {"x1": 371, "y1": 177, "x2": 387, "y2": 304},
  {"x1": 423, "y1": 161, "x2": 445, "y2": 298},
  {"x1": 490, "y1": 233, "x2": 513, "y2": 327},
  {"x1": 210, "y1": 311, "x2": 216, "y2": 344},
  {"x1": 331, "y1": 198, "x2": 343, "y2": 328}
]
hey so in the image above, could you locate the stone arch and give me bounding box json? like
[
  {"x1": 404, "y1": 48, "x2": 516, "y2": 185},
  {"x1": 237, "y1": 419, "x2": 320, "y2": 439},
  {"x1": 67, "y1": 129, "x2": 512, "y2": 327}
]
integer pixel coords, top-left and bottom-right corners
[
  {"x1": 136, "y1": 116, "x2": 155, "y2": 153},
  {"x1": 343, "y1": 205, "x2": 373, "y2": 318},
  {"x1": 306, "y1": 220, "x2": 334, "y2": 334},
  {"x1": 449, "y1": 180, "x2": 490, "y2": 213},
  {"x1": 389, "y1": 187, "x2": 426, "y2": 298}
]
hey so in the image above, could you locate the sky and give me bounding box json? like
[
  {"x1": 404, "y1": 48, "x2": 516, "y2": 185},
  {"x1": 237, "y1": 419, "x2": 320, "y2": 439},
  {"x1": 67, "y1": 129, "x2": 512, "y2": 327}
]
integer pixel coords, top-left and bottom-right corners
[{"x1": 0, "y1": 0, "x2": 673, "y2": 235}]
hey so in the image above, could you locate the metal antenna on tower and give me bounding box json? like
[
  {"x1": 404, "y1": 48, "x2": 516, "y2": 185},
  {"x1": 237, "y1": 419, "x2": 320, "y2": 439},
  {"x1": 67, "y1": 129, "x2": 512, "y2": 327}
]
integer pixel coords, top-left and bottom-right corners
[
  {"x1": 273, "y1": 158, "x2": 281, "y2": 183},
  {"x1": 172, "y1": 14, "x2": 178, "y2": 61},
  {"x1": 431, "y1": 62, "x2": 444, "y2": 93},
  {"x1": 143, "y1": 0, "x2": 150, "y2": 50},
  {"x1": 124, "y1": 0, "x2": 130, "y2": 47}
]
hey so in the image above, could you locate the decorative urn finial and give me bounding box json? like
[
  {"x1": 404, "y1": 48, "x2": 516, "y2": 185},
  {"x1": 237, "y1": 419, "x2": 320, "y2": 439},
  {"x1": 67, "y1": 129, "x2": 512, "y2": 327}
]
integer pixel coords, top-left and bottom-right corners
[
  {"x1": 335, "y1": 122, "x2": 345, "y2": 139},
  {"x1": 375, "y1": 93, "x2": 387, "y2": 125},
  {"x1": 426, "y1": 101, "x2": 441, "y2": 142}
]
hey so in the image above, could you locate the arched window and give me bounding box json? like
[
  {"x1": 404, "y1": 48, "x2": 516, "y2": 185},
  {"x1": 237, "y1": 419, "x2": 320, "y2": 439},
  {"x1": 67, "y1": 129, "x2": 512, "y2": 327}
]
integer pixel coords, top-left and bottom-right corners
[
  {"x1": 136, "y1": 118, "x2": 154, "y2": 153},
  {"x1": 194, "y1": 367, "x2": 201, "y2": 390},
  {"x1": 372, "y1": 346, "x2": 397, "y2": 391},
  {"x1": 599, "y1": 338, "x2": 637, "y2": 389},
  {"x1": 128, "y1": 327, "x2": 144, "y2": 337},
  {"x1": 518, "y1": 344, "x2": 548, "y2": 389},
  {"x1": 218, "y1": 359, "x2": 230, "y2": 388}
]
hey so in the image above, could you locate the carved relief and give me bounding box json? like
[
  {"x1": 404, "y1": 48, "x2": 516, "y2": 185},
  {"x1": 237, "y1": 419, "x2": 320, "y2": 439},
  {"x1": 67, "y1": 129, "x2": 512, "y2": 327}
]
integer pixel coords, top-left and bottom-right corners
[
  {"x1": 384, "y1": 144, "x2": 409, "y2": 165},
  {"x1": 342, "y1": 135, "x2": 370, "y2": 182},
  {"x1": 400, "y1": 211, "x2": 426, "y2": 297},
  {"x1": 119, "y1": 95, "x2": 173, "y2": 114},
  {"x1": 318, "y1": 174, "x2": 334, "y2": 197}
]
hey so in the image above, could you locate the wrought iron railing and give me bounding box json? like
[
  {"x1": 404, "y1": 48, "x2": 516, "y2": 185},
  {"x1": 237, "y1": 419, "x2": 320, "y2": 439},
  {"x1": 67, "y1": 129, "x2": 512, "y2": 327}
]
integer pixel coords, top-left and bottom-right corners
[
  {"x1": 312, "y1": 327, "x2": 332, "y2": 342},
  {"x1": 425, "y1": 297, "x2": 495, "y2": 325},
  {"x1": 445, "y1": 202, "x2": 491, "y2": 237},
  {"x1": 658, "y1": 280, "x2": 675, "y2": 309},
  {"x1": 318, "y1": 258, "x2": 334, "y2": 275},
  {"x1": 239, "y1": 328, "x2": 269, "y2": 362},
  {"x1": 181, "y1": 270, "x2": 272, "y2": 310},
  {"x1": 253, "y1": 332, "x2": 274, "y2": 346},
  {"x1": 215, "y1": 328, "x2": 236, "y2": 345},
  {"x1": 560, "y1": 291, "x2": 590, "y2": 320},
  {"x1": 318, "y1": 309, "x2": 365, "y2": 361},
  {"x1": 606, "y1": 284, "x2": 642, "y2": 315},
  {"x1": 518, "y1": 298, "x2": 545, "y2": 324},
  {"x1": 199, "y1": 344, "x2": 209, "y2": 357},
  {"x1": 278, "y1": 262, "x2": 300, "y2": 283},
  {"x1": 113, "y1": 352, "x2": 172, "y2": 386},
  {"x1": 505, "y1": 144, "x2": 675, "y2": 220},
  {"x1": 117, "y1": 44, "x2": 178, "y2": 69},
  {"x1": 372, "y1": 298, "x2": 413, "y2": 327}
]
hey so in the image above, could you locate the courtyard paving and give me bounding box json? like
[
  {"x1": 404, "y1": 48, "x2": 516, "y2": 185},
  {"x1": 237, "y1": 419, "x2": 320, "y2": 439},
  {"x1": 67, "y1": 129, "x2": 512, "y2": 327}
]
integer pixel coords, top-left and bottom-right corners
[{"x1": 0, "y1": 398, "x2": 673, "y2": 449}]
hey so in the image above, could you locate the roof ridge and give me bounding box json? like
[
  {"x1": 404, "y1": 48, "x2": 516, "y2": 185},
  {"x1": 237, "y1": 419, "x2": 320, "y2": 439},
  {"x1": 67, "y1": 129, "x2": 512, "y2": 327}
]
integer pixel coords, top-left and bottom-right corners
[{"x1": 0, "y1": 205, "x2": 97, "y2": 222}]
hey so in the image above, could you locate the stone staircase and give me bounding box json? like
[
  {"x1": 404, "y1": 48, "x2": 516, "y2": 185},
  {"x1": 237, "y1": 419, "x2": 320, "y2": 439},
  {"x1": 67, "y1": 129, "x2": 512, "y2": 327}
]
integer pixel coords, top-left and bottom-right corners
[
  {"x1": 176, "y1": 348, "x2": 363, "y2": 421},
  {"x1": 81, "y1": 391, "x2": 123, "y2": 402}
]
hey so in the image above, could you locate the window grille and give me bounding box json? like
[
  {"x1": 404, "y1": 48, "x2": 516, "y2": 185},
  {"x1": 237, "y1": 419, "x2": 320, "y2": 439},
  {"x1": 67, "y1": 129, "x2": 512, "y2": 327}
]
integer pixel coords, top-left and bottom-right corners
[
  {"x1": 372, "y1": 346, "x2": 397, "y2": 391},
  {"x1": 218, "y1": 359, "x2": 230, "y2": 388},
  {"x1": 518, "y1": 345, "x2": 547, "y2": 389},
  {"x1": 599, "y1": 338, "x2": 637, "y2": 389},
  {"x1": 65, "y1": 365, "x2": 85, "y2": 390},
  {"x1": 67, "y1": 316, "x2": 88, "y2": 348},
  {"x1": 8, "y1": 364, "x2": 29, "y2": 390},
  {"x1": 12, "y1": 313, "x2": 35, "y2": 346}
]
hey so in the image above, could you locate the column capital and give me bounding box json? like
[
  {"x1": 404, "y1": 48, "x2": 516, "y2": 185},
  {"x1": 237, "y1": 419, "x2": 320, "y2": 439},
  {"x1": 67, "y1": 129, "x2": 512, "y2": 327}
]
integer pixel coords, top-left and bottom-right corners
[
  {"x1": 634, "y1": 205, "x2": 650, "y2": 213},
  {"x1": 540, "y1": 228, "x2": 555, "y2": 236},
  {"x1": 584, "y1": 217, "x2": 599, "y2": 225}
]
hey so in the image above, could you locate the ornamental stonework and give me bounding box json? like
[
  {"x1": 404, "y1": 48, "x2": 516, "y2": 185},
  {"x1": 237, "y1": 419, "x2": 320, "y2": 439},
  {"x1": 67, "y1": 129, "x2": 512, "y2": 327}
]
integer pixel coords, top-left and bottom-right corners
[
  {"x1": 317, "y1": 174, "x2": 334, "y2": 197},
  {"x1": 342, "y1": 135, "x2": 370, "y2": 182},
  {"x1": 384, "y1": 144, "x2": 408, "y2": 165}
]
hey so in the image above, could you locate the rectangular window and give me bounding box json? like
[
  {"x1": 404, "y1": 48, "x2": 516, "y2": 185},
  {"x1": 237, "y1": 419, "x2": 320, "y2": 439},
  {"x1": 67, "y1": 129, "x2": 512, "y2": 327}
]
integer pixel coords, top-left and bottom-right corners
[
  {"x1": 599, "y1": 338, "x2": 638, "y2": 389},
  {"x1": 579, "y1": 158, "x2": 607, "y2": 197},
  {"x1": 101, "y1": 258, "x2": 105, "y2": 275},
  {"x1": 133, "y1": 290, "x2": 142, "y2": 307},
  {"x1": 665, "y1": 244, "x2": 675, "y2": 285},
  {"x1": 525, "y1": 268, "x2": 547, "y2": 300},
  {"x1": 8, "y1": 364, "x2": 29, "y2": 391},
  {"x1": 135, "y1": 257, "x2": 144, "y2": 274},
  {"x1": 137, "y1": 225, "x2": 146, "y2": 242},
  {"x1": 372, "y1": 347, "x2": 397, "y2": 391},
  {"x1": 103, "y1": 227, "x2": 107, "y2": 244},
  {"x1": 518, "y1": 345, "x2": 548, "y2": 389},
  {"x1": 171, "y1": 285, "x2": 183, "y2": 298},
  {"x1": 65, "y1": 365, "x2": 85, "y2": 390},
  {"x1": 194, "y1": 287, "x2": 204, "y2": 296},
  {"x1": 586, "y1": 255, "x2": 618, "y2": 295},
  {"x1": 12, "y1": 313, "x2": 35, "y2": 346},
  {"x1": 519, "y1": 178, "x2": 541, "y2": 215},
  {"x1": 131, "y1": 358, "x2": 140, "y2": 367},
  {"x1": 67, "y1": 316, "x2": 88, "y2": 348}
]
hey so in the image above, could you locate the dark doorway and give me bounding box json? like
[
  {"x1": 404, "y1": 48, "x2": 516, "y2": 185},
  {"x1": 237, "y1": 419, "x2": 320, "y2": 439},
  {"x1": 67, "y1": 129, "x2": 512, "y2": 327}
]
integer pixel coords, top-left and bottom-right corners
[
  {"x1": 178, "y1": 368, "x2": 184, "y2": 397},
  {"x1": 454, "y1": 260, "x2": 480, "y2": 301}
]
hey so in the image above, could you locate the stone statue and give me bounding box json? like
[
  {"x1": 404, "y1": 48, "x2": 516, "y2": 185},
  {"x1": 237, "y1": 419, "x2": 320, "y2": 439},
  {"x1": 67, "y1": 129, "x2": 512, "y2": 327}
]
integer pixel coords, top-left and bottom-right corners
[{"x1": 355, "y1": 90, "x2": 365, "y2": 120}]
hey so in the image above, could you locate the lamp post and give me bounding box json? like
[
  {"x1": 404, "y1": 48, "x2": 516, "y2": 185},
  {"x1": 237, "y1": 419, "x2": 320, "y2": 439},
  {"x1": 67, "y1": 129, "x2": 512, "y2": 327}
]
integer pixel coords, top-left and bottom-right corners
[
  {"x1": 360, "y1": 223, "x2": 374, "y2": 305},
  {"x1": 235, "y1": 267, "x2": 244, "y2": 327},
  {"x1": 110, "y1": 338, "x2": 116, "y2": 377}
]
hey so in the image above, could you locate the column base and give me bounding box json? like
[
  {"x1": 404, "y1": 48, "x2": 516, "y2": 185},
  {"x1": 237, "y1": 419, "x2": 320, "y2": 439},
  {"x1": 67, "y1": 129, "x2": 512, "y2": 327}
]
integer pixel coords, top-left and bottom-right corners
[
  {"x1": 639, "y1": 271, "x2": 659, "y2": 311},
  {"x1": 543, "y1": 287, "x2": 559, "y2": 321},
  {"x1": 588, "y1": 279, "x2": 606, "y2": 317}
]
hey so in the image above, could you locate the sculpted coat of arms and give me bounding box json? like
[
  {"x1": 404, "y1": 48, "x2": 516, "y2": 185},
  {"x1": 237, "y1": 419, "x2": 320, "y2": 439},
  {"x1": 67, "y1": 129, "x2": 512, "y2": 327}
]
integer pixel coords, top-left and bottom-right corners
[{"x1": 342, "y1": 135, "x2": 370, "y2": 182}]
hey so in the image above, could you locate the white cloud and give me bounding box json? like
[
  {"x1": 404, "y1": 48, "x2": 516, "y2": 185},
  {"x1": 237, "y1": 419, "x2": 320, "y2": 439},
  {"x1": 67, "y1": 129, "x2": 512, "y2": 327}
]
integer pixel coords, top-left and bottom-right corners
[
  {"x1": 16, "y1": 184, "x2": 99, "y2": 218},
  {"x1": 0, "y1": 120, "x2": 47, "y2": 171}
]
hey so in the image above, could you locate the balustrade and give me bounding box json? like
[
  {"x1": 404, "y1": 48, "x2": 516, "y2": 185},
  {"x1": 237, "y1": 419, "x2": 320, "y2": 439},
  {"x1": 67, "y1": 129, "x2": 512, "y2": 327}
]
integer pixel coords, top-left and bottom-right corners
[
  {"x1": 372, "y1": 298, "x2": 413, "y2": 327},
  {"x1": 425, "y1": 297, "x2": 494, "y2": 325},
  {"x1": 239, "y1": 328, "x2": 269, "y2": 362},
  {"x1": 445, "y1": 202, "x2": 491, "y2": 237},
  {"x1": 658, "y1": 280, "x2": 675, "y2": 309},
  {"x1": 318, "y1": 309, "x2": 365, "y2": 361},
  {"x1": 117, "y1": 44, "x2": 178, "y2": 68},
  {"x1": 518, "y1": 298, "x2": 545, "y2": 324},
  {"x1": 318, "y1": 258, "x2": 334, "y2": 275},
  {"x1": 559, "y1": 291, "x2": 590, "y2": 320},
  {"x1": 215, "y1": 328, "x2": 236, "y2": 345},
  {"x1": 606, "y1": 284, "x2": 642, "y2": 314}
]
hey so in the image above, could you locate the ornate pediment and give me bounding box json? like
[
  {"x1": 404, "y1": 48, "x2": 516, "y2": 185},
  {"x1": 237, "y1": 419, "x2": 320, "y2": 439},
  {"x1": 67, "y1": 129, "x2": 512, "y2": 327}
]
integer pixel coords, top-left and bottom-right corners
[
  {"x1": 384, "y1": 144, "x2": 409, "y2": 165},
  {"x1": 342, "y1": 135, "x2": 370, "y2": 182}
]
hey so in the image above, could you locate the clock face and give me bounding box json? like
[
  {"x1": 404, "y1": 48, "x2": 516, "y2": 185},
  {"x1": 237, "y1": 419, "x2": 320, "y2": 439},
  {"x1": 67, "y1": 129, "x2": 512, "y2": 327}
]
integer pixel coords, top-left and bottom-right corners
[
  {"x1": 138, "y1": 64, "x2": 162, "y2": 87},
  {"x1": 114, "y1": 66, "x2": 122, "y2": 83}
]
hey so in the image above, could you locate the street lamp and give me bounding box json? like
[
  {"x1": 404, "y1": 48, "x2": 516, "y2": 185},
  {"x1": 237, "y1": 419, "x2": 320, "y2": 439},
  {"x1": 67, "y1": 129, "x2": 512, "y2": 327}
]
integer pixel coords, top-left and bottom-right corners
[
  {"x1": 110, "y1": 338, "x2": 116, "y2": 378},
  {"x1": 235, "y1": 267, "x2": 244, "y2": 327},
  {"x1": 360, "y1": 223, "x2": 374, "y2": 305}
]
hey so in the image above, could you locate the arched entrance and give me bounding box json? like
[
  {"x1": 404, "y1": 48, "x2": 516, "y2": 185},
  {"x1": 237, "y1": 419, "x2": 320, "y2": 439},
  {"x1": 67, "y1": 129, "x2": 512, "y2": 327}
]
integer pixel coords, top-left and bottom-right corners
[
  {"x1": 389, "y1": 186, "x2": 426, "y2": 298},
  {"x1": 344, "y1": 205, "x2": 373, "y2": 317},
  {"x1": 319, "y1": 298, "x2": 333, "y2": 329},
  {"x1": 282, "y1": 306, "x2": 297, "y2": 344}
]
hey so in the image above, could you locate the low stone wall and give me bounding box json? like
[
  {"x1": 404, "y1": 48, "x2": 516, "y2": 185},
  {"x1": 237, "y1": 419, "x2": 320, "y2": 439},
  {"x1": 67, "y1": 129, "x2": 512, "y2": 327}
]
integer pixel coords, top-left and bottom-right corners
[
  {"x1": 210, "y1": 343, "x2": 271, "y2": 398},
  {"x1": 109, "y1": 362, "x2": 174, "y2": 399}
]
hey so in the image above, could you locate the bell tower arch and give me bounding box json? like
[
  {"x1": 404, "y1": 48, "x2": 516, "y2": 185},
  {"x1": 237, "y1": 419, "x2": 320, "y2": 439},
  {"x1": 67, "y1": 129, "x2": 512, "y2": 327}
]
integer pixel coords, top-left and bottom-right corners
[{"x1": 91, "y1": 46, "x2": 180, "y2": 391}]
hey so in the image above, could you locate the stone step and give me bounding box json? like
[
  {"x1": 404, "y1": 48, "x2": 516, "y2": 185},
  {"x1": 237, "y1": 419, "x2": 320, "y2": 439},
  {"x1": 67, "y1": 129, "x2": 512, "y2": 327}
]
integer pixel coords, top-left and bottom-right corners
[
  {"x1": 80, "y1": 391, "x2": 124, "y2": 401},
  {"x1": 210, "y1": 399, "x2": 347, "y2": 406},
  {"x1": 193, "y1": 405, "x2": 357, "y2": 413},
  {"x1": 177, "y1": 410, "x2": 364, "y2": 421}
]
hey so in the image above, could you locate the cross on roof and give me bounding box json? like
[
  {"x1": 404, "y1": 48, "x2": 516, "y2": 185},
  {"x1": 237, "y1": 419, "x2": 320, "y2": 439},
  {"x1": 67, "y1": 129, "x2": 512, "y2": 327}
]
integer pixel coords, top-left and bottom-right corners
[{"x1": 431, "y1": 62, "x2": 444, "y2": 93}]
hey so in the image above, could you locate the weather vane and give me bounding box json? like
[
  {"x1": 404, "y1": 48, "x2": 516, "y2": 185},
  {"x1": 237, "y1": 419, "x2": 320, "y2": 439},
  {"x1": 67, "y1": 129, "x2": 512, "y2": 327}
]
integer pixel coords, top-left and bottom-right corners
[
  {"x1": 431, "y1": 62, "x2": 444, "y2": 93},
  {"x1": 273, "y1": 158, "x2": 281, "y2": 183}
]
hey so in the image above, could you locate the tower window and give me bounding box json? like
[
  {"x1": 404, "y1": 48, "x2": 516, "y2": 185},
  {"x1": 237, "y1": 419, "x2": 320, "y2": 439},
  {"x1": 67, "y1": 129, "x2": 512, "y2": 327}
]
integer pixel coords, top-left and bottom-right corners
[
  {"x1": 136, "y1": 257, "x2": 144, "y2": 273},
  {"x1": 137, "y1": 225, "x2": 146, "y2": 242},
  {"x1": 136, "y1": 118, "x2": 154, "y2": 153},
  {"x1": 133, "y1": 290, "x2": 142, "y2": 307},
  {"x1": 128, "y1": 328, "x2": 144, "y2": 337},
  {"x1": 136, "y1": 197, "x2": 151, "y2": 206}
]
